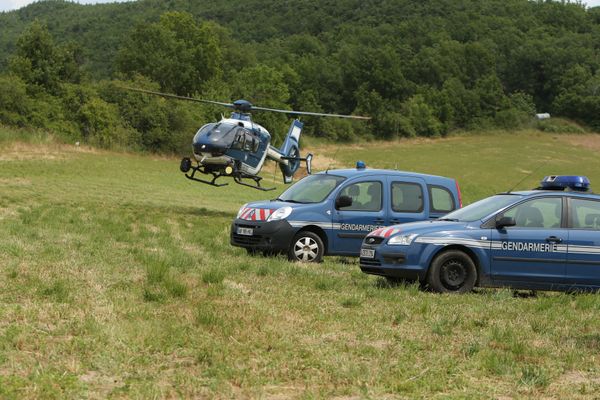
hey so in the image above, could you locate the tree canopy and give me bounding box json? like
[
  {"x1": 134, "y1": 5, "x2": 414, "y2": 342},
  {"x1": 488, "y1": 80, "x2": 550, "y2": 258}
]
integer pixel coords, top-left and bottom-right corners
[{"x1": 0, "y1": 0, "x2": 598, "y2": 151}]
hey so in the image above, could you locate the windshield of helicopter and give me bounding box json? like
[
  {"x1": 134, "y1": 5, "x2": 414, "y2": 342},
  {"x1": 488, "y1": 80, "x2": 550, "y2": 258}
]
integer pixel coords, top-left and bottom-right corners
[{"x1": 195, "y1": 122, "x2": 239, "y2": 144}]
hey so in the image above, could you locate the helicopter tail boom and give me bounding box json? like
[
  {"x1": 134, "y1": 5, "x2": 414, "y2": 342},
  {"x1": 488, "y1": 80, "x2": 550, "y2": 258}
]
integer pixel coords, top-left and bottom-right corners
[
  {"x1": 279, "y1": 119, "x2": 303, "y2": 155},
  {"x1": 276, "y1": 119, "x2": 303, "y2": 183}
]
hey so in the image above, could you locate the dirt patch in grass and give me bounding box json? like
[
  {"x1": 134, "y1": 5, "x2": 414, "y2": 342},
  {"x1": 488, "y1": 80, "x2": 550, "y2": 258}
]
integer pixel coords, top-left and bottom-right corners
[
  {"x1": 560, "y1": 371, "x2": 600, "y2": 385},
  {"x1": 558, "y1": 135, "x2": 600, "y2": 153},
  {"x1": 80, "y1": 371, "x2": 124, "y2": 396},
  {"x1": 0, "y1": 141, "x2": 106, "y2": 161},
  {"x1": 0, "y1": 207, "x2": 18, "y2": 220}
]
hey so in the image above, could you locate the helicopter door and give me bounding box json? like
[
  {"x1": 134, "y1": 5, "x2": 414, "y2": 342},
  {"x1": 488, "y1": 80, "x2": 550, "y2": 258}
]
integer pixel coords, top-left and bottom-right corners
[
  {"x1": 230, "y1": 128, "x2": 263, "y2": 172},
  {"x1": 232, "y1": 129, "x2": 259, "y2": 153},
  {"x1": 231, "y1": 129, "x2": 246, "y2": 150}
]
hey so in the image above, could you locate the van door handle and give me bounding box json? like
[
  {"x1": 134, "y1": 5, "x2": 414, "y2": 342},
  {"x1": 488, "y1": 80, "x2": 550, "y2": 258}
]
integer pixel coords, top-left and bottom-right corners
[
  {"x1": 390, "y1": 218, "x2": 401, "y2": 224},
  {"x1": 546, "y1": 236, "x2": 562, "y2": 243},
  {"x1": 374, "y1": 218, "x2": 385, "y2": 224}
]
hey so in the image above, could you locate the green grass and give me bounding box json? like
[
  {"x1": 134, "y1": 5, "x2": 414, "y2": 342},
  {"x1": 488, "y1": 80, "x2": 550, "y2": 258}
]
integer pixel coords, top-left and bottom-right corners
[{"x1": 1, "y1": 126, "x2": 600, "y2": 398}]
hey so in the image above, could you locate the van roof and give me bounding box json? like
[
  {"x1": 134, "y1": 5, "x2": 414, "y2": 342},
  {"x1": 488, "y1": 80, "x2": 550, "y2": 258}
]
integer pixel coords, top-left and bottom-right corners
[{"x1": 317, "y1": 168, "x2": 455, "y2": 185}]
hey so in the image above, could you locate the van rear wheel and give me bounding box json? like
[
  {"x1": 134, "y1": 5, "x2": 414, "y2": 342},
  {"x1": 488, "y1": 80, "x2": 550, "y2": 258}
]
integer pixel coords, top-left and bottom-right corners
[
  {"x1": 288, "y1": 231, "x2": 324, "y2": 263},
  {"x1": 427, "y1": 250, "x2": 476, "y2": 293}
]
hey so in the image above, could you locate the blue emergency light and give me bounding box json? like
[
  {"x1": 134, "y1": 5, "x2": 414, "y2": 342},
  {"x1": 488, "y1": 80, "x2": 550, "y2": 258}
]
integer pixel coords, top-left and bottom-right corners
[
  {"x1": 540, "y1": 175, "x2": 590, "y2": 191},
  {"x1": 356, "y1": 160, "x2": 366, "y2": 169}
]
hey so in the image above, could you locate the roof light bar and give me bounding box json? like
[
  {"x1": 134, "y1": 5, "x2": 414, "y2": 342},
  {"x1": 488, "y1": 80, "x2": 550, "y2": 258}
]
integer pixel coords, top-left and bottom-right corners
[{"x1": 539, "y1": 175, "x2": 590, "y2": 191}]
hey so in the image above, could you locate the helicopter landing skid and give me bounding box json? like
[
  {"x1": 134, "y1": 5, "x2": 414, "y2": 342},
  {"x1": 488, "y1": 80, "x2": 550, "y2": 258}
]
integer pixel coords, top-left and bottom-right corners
[
  {"x1": 181, "y1": 159, "x2": 275, "y2": 191},
  {"x1": 233, "y1": 174, "x2": 276, "y2": 192},
  {"x1": 183, "y1": 165, "x2": 229, "y2": 187}
]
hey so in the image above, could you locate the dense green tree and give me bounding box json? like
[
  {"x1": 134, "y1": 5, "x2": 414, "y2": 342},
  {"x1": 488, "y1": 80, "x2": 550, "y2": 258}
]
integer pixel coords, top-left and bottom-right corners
[
  {"x1": 553, "y1": 65, "x2": 600, "y2": 129},
  {"x1": 403, "y1": 95, "x2": 443, "y2": 137},
  {"x1": 0, "y1": 74, "x2": 31, "y2": 126},
  {"x1": 116, "y1": 11, "x2": 223, "y2": 96},
  {"x1": 8, "y1": 20, "x2": 81, "y2": 93},
  {"x1": 0, "y1": 0, "x2": 598, "y2": 151}
]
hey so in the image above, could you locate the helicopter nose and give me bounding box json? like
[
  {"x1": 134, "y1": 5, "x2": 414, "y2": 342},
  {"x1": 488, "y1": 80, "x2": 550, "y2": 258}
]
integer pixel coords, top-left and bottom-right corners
[{"x1": 193, "y1": 142, "x2": 224, "y2": 156}]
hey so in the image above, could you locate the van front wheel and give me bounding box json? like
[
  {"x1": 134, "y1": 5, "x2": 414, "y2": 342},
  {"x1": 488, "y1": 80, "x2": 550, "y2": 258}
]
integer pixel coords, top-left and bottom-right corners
[{"x1": 288, "y1": 231, "x2": 324, "y2": 263}]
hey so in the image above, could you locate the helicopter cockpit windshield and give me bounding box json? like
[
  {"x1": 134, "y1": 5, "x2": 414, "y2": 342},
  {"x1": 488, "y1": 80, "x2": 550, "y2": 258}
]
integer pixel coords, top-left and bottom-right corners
[{"x1": 207, "y1": 122, "x2": 237, "y2": 142}]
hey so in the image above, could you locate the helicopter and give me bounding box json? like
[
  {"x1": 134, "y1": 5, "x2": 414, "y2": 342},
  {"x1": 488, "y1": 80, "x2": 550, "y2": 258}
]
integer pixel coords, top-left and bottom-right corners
[{"x1": 125, "y1": 87, "x2": 370, "y2": 191}]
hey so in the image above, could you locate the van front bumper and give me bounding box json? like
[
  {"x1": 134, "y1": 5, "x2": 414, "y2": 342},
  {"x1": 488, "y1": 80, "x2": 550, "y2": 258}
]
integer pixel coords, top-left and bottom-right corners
[{"x1": 230, "y1": 219, "x2": 296, "y2": 253}]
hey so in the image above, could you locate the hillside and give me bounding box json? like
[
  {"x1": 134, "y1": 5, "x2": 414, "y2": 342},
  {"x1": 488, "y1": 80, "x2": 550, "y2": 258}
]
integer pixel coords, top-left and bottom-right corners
[
  {"x1": 0, "y1": 1, "x2": 599, "y2": 140},
  {"x1": 1, "y1": 126, "x2": 600, "y2": 397}
]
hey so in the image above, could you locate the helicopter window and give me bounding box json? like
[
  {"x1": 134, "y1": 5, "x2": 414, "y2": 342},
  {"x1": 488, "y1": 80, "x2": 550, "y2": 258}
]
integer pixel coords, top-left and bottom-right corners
[
  {"x1": 243, "y1": 132, "x2": 254, "y2": 152},
  {"x1": 231, "y1": 128, "x2": 259, "y2": 153},
  {"x1": 278, "y1": 174, "x2": 346, "y2": 204},
  {"x1": 244, "y1": 133, "x2": 260, "y2": 153},
  {"x1": 193, "y1": 123, "x2": 216, "y2": 142},
  {"x1": 232, "y1": 129, "x2": 245, "y2": 150},
  {"x1": 210, "y1": 122, "x2": 238, "y2": 142}
]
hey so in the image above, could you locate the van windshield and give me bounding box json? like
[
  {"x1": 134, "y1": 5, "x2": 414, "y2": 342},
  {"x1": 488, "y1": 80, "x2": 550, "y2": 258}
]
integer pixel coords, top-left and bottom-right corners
[{"x1": 277, "y1": 174, "x2": 346, "y2": 204}]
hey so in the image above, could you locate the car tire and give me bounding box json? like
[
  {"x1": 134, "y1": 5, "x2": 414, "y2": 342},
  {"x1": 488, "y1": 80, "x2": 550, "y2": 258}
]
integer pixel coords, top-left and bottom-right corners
[
  {"x1": 288, "y1": 231, "x2": 324, "y2": 263},
  {"x1": 427, "y1": 250, "x2": 477, "y2": 293}
]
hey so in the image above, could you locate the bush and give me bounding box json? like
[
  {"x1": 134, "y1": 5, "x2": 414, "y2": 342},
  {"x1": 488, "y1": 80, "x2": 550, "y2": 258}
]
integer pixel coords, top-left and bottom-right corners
[
  {"x1": 536, "y1": 118, "x2": 587, "y2": 134},
  {"x1": 0, "y1": 74, "x2": 31, "y2": 126}
]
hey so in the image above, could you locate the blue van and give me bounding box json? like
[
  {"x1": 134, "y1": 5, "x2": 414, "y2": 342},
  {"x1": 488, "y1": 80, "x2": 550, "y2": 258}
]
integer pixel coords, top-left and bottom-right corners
[{"x1": 230, "y1": 164, "x2": 462, "y2": 262}]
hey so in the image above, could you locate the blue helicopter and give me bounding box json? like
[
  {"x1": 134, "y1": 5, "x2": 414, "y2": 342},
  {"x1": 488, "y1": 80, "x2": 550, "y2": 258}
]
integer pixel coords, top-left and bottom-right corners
[{"x1": 126, "y1": 88, "x2": 370, "y2": 190}]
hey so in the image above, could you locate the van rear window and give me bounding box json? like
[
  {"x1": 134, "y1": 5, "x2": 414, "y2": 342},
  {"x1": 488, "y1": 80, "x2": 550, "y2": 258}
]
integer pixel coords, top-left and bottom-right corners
[{"x1": 429, "y1": 185, "x2": 455, "y2": 213}]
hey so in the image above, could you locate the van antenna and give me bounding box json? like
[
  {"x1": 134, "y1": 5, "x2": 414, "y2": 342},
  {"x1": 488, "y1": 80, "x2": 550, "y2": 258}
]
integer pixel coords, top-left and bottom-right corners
[
  {"x1": 506, "y1": 158, "x2": 549, "y2": 194},
  {"x1": 326, "y1": 145, "x2": 341, "y2": 173}
]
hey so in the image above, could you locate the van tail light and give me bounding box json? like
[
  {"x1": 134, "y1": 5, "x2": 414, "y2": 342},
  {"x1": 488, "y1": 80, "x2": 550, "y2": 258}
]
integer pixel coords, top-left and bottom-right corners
[{"x1": 455, "y1": 180, "x2": 462, "y2": 208}]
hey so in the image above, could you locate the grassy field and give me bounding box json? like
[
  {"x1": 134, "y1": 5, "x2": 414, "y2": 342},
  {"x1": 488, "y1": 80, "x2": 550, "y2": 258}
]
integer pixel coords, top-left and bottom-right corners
[{"x1": 1, "y1": 126, "x2": 600, "y2": 398}]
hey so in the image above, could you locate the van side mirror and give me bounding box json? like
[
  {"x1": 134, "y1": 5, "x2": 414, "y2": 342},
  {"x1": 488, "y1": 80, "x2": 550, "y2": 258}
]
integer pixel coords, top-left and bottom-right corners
[
  {"x1": 336, "y1": 195, "x2": 353, "y2": 209},
  {"x1": 496, "y1": 215, "x2": 516, "y2": 229}
]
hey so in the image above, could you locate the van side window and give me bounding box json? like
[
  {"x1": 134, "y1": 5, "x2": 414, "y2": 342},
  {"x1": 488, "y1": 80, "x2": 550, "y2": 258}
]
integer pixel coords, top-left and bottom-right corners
[
  {"x1": 392, "y1": 182, "x2": 423, "y2": 213},
  {"x1": 339, "y1": 181, "x2": 382, "y2": 212},
  {"x1": 429, "y1": 185, "x2": 455, "y2": 213},
  {"x1": 570, "y1": 198, "x2": 600, "y2": 230}
]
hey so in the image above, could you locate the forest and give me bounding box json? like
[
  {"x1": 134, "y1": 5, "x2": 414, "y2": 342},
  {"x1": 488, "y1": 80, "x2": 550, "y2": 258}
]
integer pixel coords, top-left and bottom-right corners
[{"x1": 0, "y1": 0, "x2": 598, "y2": 152}]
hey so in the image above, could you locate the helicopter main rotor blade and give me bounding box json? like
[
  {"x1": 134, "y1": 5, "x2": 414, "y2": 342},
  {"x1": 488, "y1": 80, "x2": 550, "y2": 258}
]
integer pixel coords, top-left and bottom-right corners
[
  {"x1": 251, "y1": 105, "x2": 371, "y2": 120},
  {"x1": 121, "y1": 86, "x2": 233, "y2": 108}
]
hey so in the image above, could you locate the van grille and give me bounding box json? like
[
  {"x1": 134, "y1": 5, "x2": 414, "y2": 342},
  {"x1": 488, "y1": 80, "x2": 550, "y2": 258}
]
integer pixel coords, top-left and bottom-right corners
[
  {"x1": 360, "y1": 258, "x2": 382, "y2": 267},
  {"x1": 232, "y1": 233, "x2": 262, "y2": 246}
]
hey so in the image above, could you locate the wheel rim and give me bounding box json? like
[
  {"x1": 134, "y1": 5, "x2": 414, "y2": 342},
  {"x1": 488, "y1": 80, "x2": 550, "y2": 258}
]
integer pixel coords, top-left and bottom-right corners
[
  {"x1": 293, "y1": 236, "x2": 319, "y2": 262},
  {"x1": 440, "y1": 259, "x2": 467, "y2": 290}
]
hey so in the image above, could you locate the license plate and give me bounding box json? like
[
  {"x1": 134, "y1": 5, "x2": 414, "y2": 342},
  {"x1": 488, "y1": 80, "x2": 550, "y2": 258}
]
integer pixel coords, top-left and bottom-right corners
[
  {"x1": 237, "y1": 227, "x2": 253, "y2": 236},
  {"x1": 361, "y1": 248, "x2": 375, "y2": 259}
]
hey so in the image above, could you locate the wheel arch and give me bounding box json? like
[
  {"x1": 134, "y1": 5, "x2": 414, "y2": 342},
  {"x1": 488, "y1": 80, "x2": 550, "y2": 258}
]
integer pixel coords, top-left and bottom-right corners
[{"x1": 430, "y1": 244, "x2": 482, "y2": 285}]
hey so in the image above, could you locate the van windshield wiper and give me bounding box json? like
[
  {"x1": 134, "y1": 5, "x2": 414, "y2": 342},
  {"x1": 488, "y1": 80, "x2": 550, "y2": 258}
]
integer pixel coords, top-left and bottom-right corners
[{"x1": 437, "y1": 218, "x2": 459, "y2": 222}]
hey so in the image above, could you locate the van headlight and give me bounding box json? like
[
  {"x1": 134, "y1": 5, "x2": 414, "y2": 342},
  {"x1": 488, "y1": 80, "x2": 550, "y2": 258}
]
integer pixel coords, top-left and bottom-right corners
[
  {"x1": 236, "y1": 203, "x2": 248, "y2": 219},
  {"x1": 388, "y1": 233, "x2": 418, "y2": 246},
  {"x1": 268, "y1": 206, "x2": 292, "y2": 221}
]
